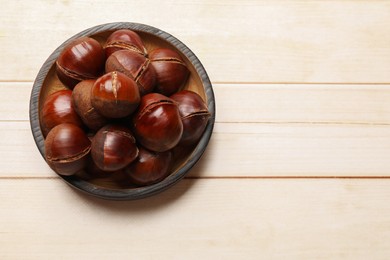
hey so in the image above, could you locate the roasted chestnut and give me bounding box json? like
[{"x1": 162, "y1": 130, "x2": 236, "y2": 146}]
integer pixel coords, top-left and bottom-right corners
[
  {"x1": 125, "y1": 147, "x2": 172, "y2": 186},
  {"x1": 171, "y1": 90, "x2": 211, "y2": 145},
  {"x1": 105, "y1": 50, "x2": 156, "y2": 95},
  {"x1": 91, "y1": 71, "x2": 140, "y2": 118},
  {"x1": 104, "y1": 29, "x2": 147, "y2": 57},
  {"x1": 40, "y1": 89, "x2": 84, "y2": 136},
  {"x1": 56, "y1": 37, "x2": 105, "y2": 88},
  {"x1": 133, "y1": 93, "x2": 183, "y2": 152},
  {"x1": 150, "y1": 48, "x2": 189, "y2": 96},
  {"x1": 44, "y1": 123, "x2": 91, "y2": 176},
  {"x1": 91, "y1": 125, "x2": 139, "y2": 172},
  {"x1": 72, "y1": 79, "x2": 108, "y2": 131}
]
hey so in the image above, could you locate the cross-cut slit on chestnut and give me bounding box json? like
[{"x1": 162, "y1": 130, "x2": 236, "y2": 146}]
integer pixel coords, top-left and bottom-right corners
[
  {"x1": 105, "y1": 50, "x2": 156, "y2": 95},
  {"x1": 135, "y1": 99, "x2": 175, "y2": 120},
  {"x1": 182, "y1": 110, "x2": 211, "y2": 119},
  {"x1": 151, "y1": 58, "x2": 186, "y2": 64},
  {"x1": 106, "y1": 42, "x2": 146, "y2": 56},
  {"x1": 47, "y1": 146, "x2": 91, "y2": 163}
]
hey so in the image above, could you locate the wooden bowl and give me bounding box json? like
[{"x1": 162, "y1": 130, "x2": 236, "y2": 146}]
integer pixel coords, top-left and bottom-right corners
[{"x1": 29, "y1": 22, "x2": 215, "y2": 200}]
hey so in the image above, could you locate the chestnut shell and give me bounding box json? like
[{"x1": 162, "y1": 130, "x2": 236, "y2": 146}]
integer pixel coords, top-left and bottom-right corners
[
  {"x1": 91, "y1": 71, "x2": 140, "y2": 118},
  {"x1": 105, "y1": 50, "x2": 157, "y2": 95},
  {"x1": 104, "y1": 29, "x2": 147, "y2": 57},
  {"x1": 133, "y1": 93, "x2": 183, "y2": 152},
  {"x1": 125, "y1": 147, "x2": 172, "y2": 186},
  {"x1": 91, "y1": 125, "x2": 139, "y2": 172},
  {"x1": 40, "y1": 89, "x2": 84, "y2": 136},
  {"x1": 170, "y1": 90, "x2": 211, "y2": 145},
  {"x1": 72, "y1": 79, "x2": 108, "y2": 131},
  {"x1": 56, "y1": 37, "x2": 105, "y2": 88},
  {"x1": 150, "y1": 48, "x2": 190, "y2": 96},
  {"x1": 44, "y1": 123, "x2": 91, "y2": 176}
]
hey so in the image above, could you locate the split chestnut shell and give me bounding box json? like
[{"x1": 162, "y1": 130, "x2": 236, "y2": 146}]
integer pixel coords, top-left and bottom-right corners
[
  {"x1": 91, "y1": 125, "x2": 139, "y2": 172},
  {"x1": 150, "y1": 48, "x2": 189, "y2": 96},
  {"x1": 133, "y1": 93, "x2": 183, "y2": 152},
  {"x1": 104, "y1": 29, "x2": 147, "y2": 57},
  {"x1": 105, "y1": 50, "x2": 157, "y2": 95},
  {"x1": 91, "y1": 71, "x2": 140, "y2": 119},
  {"x1": 72, "y1": 79, "x2": 108, "y2": 131},
  {"x1": 56, "y1": 37, "x2": 105, "y2": 88},
  {"x1": 170, "y1": 90, "x2": 211, "y2": 145},
  {"x1": 40, "y1": 89, "x2": 84, "y2": 137},
  {"x1": 44, "y1": 123, "x2": 91, "y2": 176},
  {"x1": 125, "y1": 147, "x2": 172, "y2": 186}
]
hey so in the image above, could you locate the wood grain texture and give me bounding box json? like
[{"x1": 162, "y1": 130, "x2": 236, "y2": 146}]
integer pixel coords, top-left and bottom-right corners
[
  {"x1": 1, "y1": 1, "x2": 390, "y2": 83},
  {"x1": 1, "y1": 179, "x2": 390, "y2": 259},
  {"x1": 2, "y1": 0, "x2": 390, "y2": 257}
]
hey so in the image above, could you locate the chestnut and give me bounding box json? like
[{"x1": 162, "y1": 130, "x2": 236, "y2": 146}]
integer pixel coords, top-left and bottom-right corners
[
  {"x1": 91, "y1": 71, "x2": 140, "y2": 118},
  {"x1": 104, "y1": 29, "x2": 147, "y2": 57},
  {"x1": 105, "y1": 50, "x2": 157, "y2": 95},
  {"x1": 91, "y1": 125, "x2": 139, "y2": 172},
  {"x1": 133, "y1": 93, "x2": 183, "y2": 152},
  {"x1": 44, "y1": 123, "x2": 91, "y2": 176},
  {"x1": 150, "y1": 48, "x2": 189, "y2": 96},
  {"x1": 170, "y1": 90, "x2": 211, "y2": 145},
  {"x1": 72, "y1": 79, "x2": 108, "y2": 131},
  {"x1": 125, "y1": 147, "x2": 172, "y2": 186},
  {"x1": 56, "y1": 37, "x2": 105, "y2": 89},
  {"x1": 40, "y1": 89, "x2": 84, "y2": 136}
]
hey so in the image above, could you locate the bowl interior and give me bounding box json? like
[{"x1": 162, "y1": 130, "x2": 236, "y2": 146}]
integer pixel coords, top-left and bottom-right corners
[{"x1": 31, "y1": 22, "x2": 215, "y2": 200}]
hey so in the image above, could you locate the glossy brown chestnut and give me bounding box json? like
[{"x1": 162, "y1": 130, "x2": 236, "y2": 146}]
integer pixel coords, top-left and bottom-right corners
[
  {"x1": 44, "y1": 123, "x2": 91, "y2": 176},
  {"x1": 105, "y1": 50, "x2": 156, "y2": 95},
  {"x1": 40, "y1": 89, "x2": 84, "y2": 136},
  {"x1": 125, "y1": 147, "x2": 172, "y2": 186},
  {"x1": 72, "y1": 79, "x2": 108, "y2": 131},
  {"x1": 104, "y1": 29, "x2": 147, "y2": 57},
  {"x1": 150, "y1": 48, "x2": 189, "y2": 96},
  {"x1": 171, "y1": 90, "x2": 211, "y2": 145},
  {"x1": 133, "y1": 93, "x2": 183, "y2": 152},
  {"x1": 91, "y1": 125, "x2": 139, "y2": 172},
  {"x1": 56, "y1": 37, "x2": 105, "y2": 89},
  {"x1": 91, "y1": 71, "x2": 140, "y2": 118}
]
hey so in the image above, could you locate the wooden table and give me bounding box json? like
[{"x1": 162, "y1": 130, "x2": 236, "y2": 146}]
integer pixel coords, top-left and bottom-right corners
[{"x1": 2, "y1": 1, "x2": 390, "y2": 259}]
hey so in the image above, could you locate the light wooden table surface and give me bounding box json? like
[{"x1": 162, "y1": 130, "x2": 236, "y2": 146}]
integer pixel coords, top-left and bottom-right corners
[{"x1": 2, "y1": 1, "x2": 390, "y2": 259}]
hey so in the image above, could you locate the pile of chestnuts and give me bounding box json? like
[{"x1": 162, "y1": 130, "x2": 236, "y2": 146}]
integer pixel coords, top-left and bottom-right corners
[{"x1": 41, "y1": 29, "x2": 211, "y2": 187}]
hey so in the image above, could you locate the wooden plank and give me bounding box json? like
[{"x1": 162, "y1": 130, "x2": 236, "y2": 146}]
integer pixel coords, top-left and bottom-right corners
[
  {"x1": 1, "y1": 1, "x2": 390, "y2": 83},
  {"x1": 0, "y1": 178, "x2": 389, "y2": 259},
  {"x1": 0, "y1": 122, "x2": 52, "y2": 176},
  {"x1": 3, "y1": 121, "x2": 390, "y2": 178},
  {"x1": 0, "y1": 82, "x2": 32, "y2": 121},
  {"x1": 216, "y1": 83, "x2": 390, "y2": 124},
  {"x1": 5, "y1": 82, "x2": 390, "y2": 124},
  {"x1": 198, "y1": 123, "x2": 390, "y2": 177}
]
